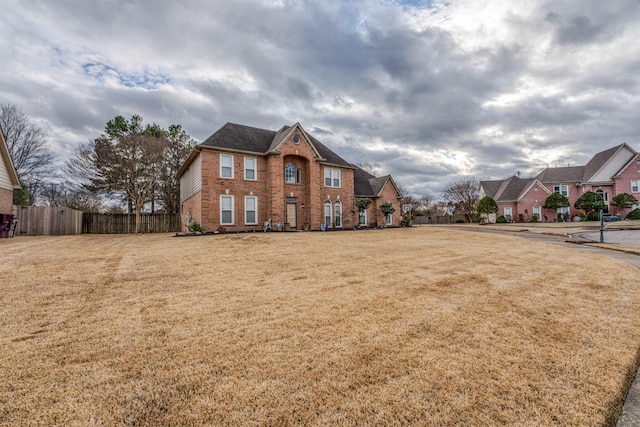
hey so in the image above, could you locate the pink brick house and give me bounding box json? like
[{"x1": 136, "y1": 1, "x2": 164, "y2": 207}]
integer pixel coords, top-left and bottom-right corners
[
  {"x1": 0, "y1": 125, "x2": 21, "y2": 214},
  {"x1": 178, "y1": 123, "x2": 402, "y2": 232},
  {"x1": 480, "y1": 144, "x2": 640, "y2": 221}
]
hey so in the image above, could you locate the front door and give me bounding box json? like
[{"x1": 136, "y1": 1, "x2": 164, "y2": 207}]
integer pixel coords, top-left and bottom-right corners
[{"x1": 286, "y1": 200, "x2": 297, "y2": 228}]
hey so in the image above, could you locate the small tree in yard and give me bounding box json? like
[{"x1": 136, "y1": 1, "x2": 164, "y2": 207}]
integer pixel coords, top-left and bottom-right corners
[
  {"x1": 356, "y1": 198, "x2": 372, "y2": 226},
  {"x1": 543, "y1": 193, "x2": 570, "y2": 221},
  {"x1": 442, "y1": 177, "x2": 479, "y2": 223},
  {"x1": 574, "y1": 191, "x2": 607, "y2": 216},
  {"x1": 380, "y1": 202, "x2": 396, "y2": 226},
  {"x1": 611, "y1": 193, "x2": 638, "y2": 218},
  {"x1": 476, "y1": 196, "x2": 498, "y2": 223}
]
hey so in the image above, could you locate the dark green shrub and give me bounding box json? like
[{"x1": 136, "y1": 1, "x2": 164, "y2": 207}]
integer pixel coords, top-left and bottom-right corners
[
  {"x1": 187, "y1": 221, "x2": 203, "y2": 232},
  {"x1": 587, "y1": 211, "x2": 600, "y2": 221},
  {"x1": 578, "y1": 212, "x2": 587, "y2": 221},
  {"x1": 627, "y1": 208, "x2": 640, "y2": 220},
  {"x1": 496, "y1": 215, "x2": 508, "y2": 223}
]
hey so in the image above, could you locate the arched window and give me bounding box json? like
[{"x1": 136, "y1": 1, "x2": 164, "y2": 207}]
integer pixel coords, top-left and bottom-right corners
[
  {"x1": 285, "y1": 163, "x2": 296, "y2": 183},
  {"x1": 284, "y1": 162, "x2": 301, "y2": 184},
  {"x1": 334, "y1": 200, "x2": 342, "y2": 228}
]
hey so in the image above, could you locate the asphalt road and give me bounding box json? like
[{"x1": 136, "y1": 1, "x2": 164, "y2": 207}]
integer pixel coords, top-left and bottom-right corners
[{"x1": 454, "y1": 227, "x2": 640, "y2": 269}]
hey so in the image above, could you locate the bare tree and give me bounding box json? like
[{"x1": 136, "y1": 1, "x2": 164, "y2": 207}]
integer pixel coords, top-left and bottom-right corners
[
  {"x1": 442, "y1": 177, "x2": 479, "y2": 223},
  {"x1": 41, "y1": 182, "x2": 104, "y2": 211},
  {"x1": 0, "y1": 103, "x2": 55, "y2": 204},
  {"x1": 91, "y1": 133, "x2": 167, "y2": 233},
  {"x1": 417, "y1": 193, "x2": 436, "y2": 215},
  {"x1": 64, "y1": 140, "x2": 100, "y2": 188}
]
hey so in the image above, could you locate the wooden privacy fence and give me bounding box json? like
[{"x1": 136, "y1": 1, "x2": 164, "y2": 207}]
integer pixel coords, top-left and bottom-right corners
[
  {"x1": 13, "y1": 206, "x2": 83, "y2": 236},
  {"x1": 82, "y1": 212, "x2": 181, "y2": 234}
]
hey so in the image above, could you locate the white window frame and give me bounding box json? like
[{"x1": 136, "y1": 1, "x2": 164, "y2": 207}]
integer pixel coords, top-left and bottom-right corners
[
  {"x1": 553, "y1": 185, "x2": 568, "y2": 196},
  {"x1": 386, "y1": 213, "x2": 392, "y2": 225},
  {"x1": 220, "y1": 195, "x2": 234, "y2": 225},
  {"x1": 220, "y1": 154, "x2": 234, "y2": 179},
  {"x1": 632, "y1": 180, "x2": 640, "y2": 193},
  {"x1": 504, "y1": 207, "x2": 512, "y2": 221},
  {"x1": 359, "y1": 209, "x2": 367, "y2": 226},
  {"x1": 532, "y1": 206, "x2": 541, "y2": 221},
  {"x1": 244, "y1": 196, "x2": 257, "y2": 225},
  {"x1": 244, "y1": 157, "x2": 257, "y2": 181},
  {"x1": 324, "y1": 168, "x2": 341, "y2": 188},
  {"x1": 334, "y1": 200, "x2": 342, "y2": 228},
  {"x1": 324, "y1": 200, "x2": 332, "y2": 228},
  {"x1": 285, "y1": 162, "x2": 300, "y2": 184}
]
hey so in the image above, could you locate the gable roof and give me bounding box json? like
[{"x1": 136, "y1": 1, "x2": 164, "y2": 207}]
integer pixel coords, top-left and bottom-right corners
[
  {"x1": 480, "y1": 175, "x2": 539, "y2": 202},
  {"x1": 582, "y1": 143, "x2": 636, "y2": 182},
  {"x1": 353, "y1": 166, "x2": 402, "y2": 198},
  {"x1": 614, "y1": 152, "x2": 640, "y2": 178},
  {"x1": 0, "y1": 125, "x2": 21, "y2": 189},
  {"x1": 199, "y1": 122, "x2": 352, "y2": 167},
  {"x1": 583, "y1": 144, "x2": 621, "y2": 182}
]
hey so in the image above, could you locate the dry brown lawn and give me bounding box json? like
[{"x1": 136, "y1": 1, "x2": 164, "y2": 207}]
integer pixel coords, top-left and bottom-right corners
[{"x1": 1, "y1": 228, "x2": 640, "y2": 426}]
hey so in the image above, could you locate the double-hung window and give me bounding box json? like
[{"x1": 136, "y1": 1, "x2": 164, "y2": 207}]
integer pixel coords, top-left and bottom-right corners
[
  {"x1": 359, "y1": 208, "x2": 367, "y2": 226},
  {"x1": 632, "y1": 180, "x2": 640, "y2": 193},
  {"x1": 324, "y1": 168, "x2": 341, "y2": 188},
  {"x1": 504, "y1": 207, "x2": 512, "y2": 222},
  {"x1": 386, "y1": 213, "x2": 392, "y2": 226},
  {"x1": 334, "y1": 201, "x2": 342, "y2": 228},
  {"x1": 553, "y1": 185, "x2": 568, "y2": 196},
  {"x1": 244, "y1": 157, "x2": 256, "y2": 180},
  {"x1": 220, "y1": 195, "x2": 234, "y2": 225},
  {"x1": 244, "y1": 196, "x2": 257, "y2": 225},
  {"x1": 324, "y1": 200, "x2": 332, "y2": 227},
  {"x1": 220, "y1": 154, "x2": 234, "y2": 179}
]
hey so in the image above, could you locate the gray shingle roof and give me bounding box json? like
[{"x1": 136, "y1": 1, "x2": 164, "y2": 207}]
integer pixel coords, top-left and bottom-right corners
[
  {"x1": 354, "y1": 167, "x2": 375, "y2": 196},
  {"x1": 480, "y1": 180, "x2": 504, "y2": 199},
  {"x1": 536, "y1": 166, "x2": 585, "y2": 183},
  {"x1": 201, "y1": 122, "x2": 275, "y2": 153},
  {"x1": 200, "y1": 122, "x2": 351, "y2": 167},
  {"x1": 480, "y1": 176, "x2": 535, "y2": 202}
]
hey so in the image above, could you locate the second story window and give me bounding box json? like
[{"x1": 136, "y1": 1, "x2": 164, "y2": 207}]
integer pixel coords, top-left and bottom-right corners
[
  {"x1": 285, "y1": 162, "x2": 300, "y2": 184},
  {"x1": 553, "y1": 185, "x2": 568, "y2": 196},
  {"x1": 244, "y1": 157, "x2": 256, "y2": 180},
  {"x1": 220, "y1": 154, "x2": 234, "y2": 179},
  {"x1": 324, "y1": 168, "x2": 341, "y2": 188}
]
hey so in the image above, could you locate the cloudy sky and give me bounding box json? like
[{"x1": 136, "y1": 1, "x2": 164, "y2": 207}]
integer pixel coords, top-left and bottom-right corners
[{"x1": 1, "y1": 0, "x2": 639, "y2": 197}]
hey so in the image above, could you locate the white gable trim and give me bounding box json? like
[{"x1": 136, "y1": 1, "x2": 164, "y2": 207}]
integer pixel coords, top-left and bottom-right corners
[
  {"x1": 587, "y1": 144, "x2": 637, "y2": 184},
  {"x1": 0, "y1": 125, "x2": 21, "y2": 190},
  {"x1": 267, "y1": 123, "x2": 325, "y2": 160}
]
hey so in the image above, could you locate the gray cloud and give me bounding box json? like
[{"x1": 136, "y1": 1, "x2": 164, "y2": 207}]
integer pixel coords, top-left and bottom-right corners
[{"x1": 1, "y1": 0, "x2": 639, "y2": 197}]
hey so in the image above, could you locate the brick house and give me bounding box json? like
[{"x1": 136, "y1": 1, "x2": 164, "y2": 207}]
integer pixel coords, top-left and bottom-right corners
[
  {"x1": 480, "y1": 144, "x2": 640, "y2": 222},
  {"x1": 0, "y1": 125, "x2": 21, "y2": 213},
  {"x1": 178, "y1": 122, "x2": 402, "y2": 232}
]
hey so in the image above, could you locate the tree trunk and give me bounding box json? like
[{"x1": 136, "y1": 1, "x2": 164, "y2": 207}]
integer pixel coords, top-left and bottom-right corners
[{"x1": 135, "y1": 203, "x2": 142, "y2": 234}]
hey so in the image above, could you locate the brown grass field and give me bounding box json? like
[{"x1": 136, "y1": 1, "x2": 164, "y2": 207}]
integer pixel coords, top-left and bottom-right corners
[{"x1": 1, "y1": 227, "x2": 640, "y2": 426}]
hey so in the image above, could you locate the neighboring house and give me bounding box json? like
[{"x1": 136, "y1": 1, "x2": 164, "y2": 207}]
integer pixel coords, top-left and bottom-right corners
[
  {"x1": 480, "y1": 143, "x2": 640, "y2": 222},
  {"x1": 178, "y1": 122, "x2": 402, "y2": 232},
  {"x1": 0, "y1": 125, "x2": 21, "y2": 214}
]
